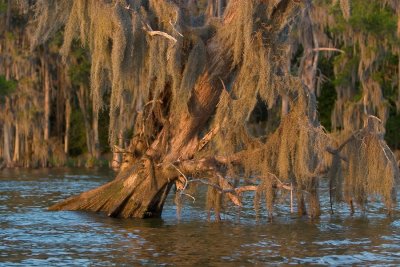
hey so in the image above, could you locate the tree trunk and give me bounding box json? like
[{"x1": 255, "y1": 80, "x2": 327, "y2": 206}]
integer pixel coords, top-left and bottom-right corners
[
  {"x1": 44, "y1": 58, "x2": 51, "y2": 142},
  {"x1": 207, "y1": 0, "x2": 226, "y2": 17},
  {"x1": 3, "y1": 123, "x2": 12, "y2": 167},
  {"x1": 77, "y1": 85, "x2": 94, "y2": 157},
  {"x1": 12, "y1": 123, "x2": 19, "y2": 164},
  {"x1": 92, "y1": 108, "x2": 100, "y2": 159},
  {"x1": 50, "y1": 25, "x2": 232, "y2": 218},
  {"x1": 281, "y1": 94, "x2": 289, "y2": 116},
  {"x1": 24, "y1": 134, "x2": 31, "y2": 168},
  {"x1": 64, "y1": 95, "x2": 71, "y2": 154},
  {"x1": 6, "y1": 0, "x2": 11, "y2": 31},
  {"x1": 50, "y1": 160, "x2": 175, "y2": 218},
  {"x1": 299, "y1": 6, "x2": 318, "y2": 95},
  {"x1": 217, "y1": 0, "x2": 225, "y2": 17},
  {"x1": 2, "y1": 100, "x2": 12, "y2": 168},
  {"x1": 49, "y1": 0, "x2": 301, "y2": 219}
]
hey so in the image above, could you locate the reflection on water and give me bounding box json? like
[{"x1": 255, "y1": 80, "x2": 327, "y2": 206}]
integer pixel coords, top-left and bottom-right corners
[{"x1": 1, "y1": 168, "x2": 400, "y2": 266}]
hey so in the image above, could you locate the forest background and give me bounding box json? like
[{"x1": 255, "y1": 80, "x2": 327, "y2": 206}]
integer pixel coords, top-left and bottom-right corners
[{"x1": 0, "y1": 0, "x2": 399, "y2": 170}]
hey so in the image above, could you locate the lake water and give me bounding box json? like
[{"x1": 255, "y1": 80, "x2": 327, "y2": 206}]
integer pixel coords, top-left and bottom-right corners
[{"x1": 1, "y1": 168, "x2": 400, "y2": 266}]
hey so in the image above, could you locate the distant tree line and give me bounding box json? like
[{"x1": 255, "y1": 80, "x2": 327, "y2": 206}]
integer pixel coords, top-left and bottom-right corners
[{"x1": 0, "y1": 0, "x2": 399, "y2": 171}]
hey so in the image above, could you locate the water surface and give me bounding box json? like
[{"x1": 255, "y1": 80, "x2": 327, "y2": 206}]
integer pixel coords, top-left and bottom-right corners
[{"x1": 1, "y1": 168, "x2": 400, "y2": 266}]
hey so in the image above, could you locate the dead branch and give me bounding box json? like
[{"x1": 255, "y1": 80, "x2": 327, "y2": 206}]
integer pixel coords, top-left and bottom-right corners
[
  {"x1": 313, "y1": 47, "x2": 345, "y2": 53},
  {"x1": 143, "y1": 23, "x2": 177, "y2": 43},
  {"x1": 197, "y1": 126, "x2": 220, "y2": 152},
  {"x1": 124, "y1": 4, "x2": 177, "y2": 43},
  {"x1": 169, "y1": 20, "x2": 183, "y2": 37}
]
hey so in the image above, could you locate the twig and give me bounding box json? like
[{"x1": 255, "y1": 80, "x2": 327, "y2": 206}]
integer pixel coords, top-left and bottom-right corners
[
  {"x1": 290, "y1": 182, "x2": 293, "y2": 213},
  {"x1": 313, "y1": 48, "x2": 345, "y2": 53},
  {"x1": 112, "y1": 145, "x2": 128, "y2": 153},
  {"x1": 189, "y1": 179, "x2": 226, "y2": 192},
  {"x1": 263, "y1": 172, "x2": 293, "y2": 191},
  {"x1": 216, "y1": 173, "x2": 242, "y2": 206},
  {"x1": 170, "y1": 163, "x2": 197, "y2": 203},
  {"x1": 124, "y1": 5, "x2": 177, "y2": 43},
  {"x1": 235, "y1": 185, "x2": 257, "y2": 194},
  {"x1": 169, "y1": 20, "x2": 183, "y2": 37},
  {"x1": 197, "y1": 126, "x2": 220, "y2": 152},
  {"x1": 170, "y1": 163, "x2": 189, "y2": 191},
  {"x1": 124, "y1": 4, "x2": 134, "y2": 12},
  {"x1": 143, "y1": 23, "x2": 177, "y2": 43},
  {"x1": 181, "y1": 193, "x2": 196, "y2": 203},
  {"x1": 144, "y1": 99, "x2": 163, "y2": 107},
  {"x1": 380, "y1": 140, "x2": 391, "y2": 163}
]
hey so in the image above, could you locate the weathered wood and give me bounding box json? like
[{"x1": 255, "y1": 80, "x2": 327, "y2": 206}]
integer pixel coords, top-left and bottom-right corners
[{"x1": 48, "y1": 0, "x2": 310, "y2": 219}]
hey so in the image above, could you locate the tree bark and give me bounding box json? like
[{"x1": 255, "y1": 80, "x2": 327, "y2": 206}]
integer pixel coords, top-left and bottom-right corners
[
  {"x1": 92, "y1": 108, "x2": 100, "y2": 159},
  {"x1": 217, "y1": 0, "x2": 225, "y2": 17},
  {"x1": 64, "y1": 95, "x2": 71, "y2": 154},
  {"x1": 299, "y1": 5, "x2": 318, "y2": 94},
  {"x1": 49, "y1": 0, "x2": 301, "y2": 219},
  {"x1": 206, "y1": 0, "x2": 226, "y2": 17},
  {"x1": 50, "y1": 25, "x2": 232, "y2": 218},
  {"x1": 43, "y1": 57, "x2": 50, "y2": 142},
  {"x1": 2, "y1": 98, "x2": 12, "y2": 168},
  {"x1": 77, "y1": 85, "x2": 94, "y2": 157},
  {"x1": 281, "y1": 94, "x2": 289, "y2": 116},
  {"x1": 6, "y1": 0, "x2": 11, "y2": 31},
  {"x1": 3, "y1": 123, "x2": 12, "y2": 167},
  {"x1": 12, "y1": 123, "x2": 19, "y2": 164}
]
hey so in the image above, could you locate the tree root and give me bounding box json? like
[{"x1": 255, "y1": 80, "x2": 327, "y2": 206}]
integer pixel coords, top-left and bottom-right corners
[{"x1": 49, "y1": 162, "x2": 173, "y2": 218}]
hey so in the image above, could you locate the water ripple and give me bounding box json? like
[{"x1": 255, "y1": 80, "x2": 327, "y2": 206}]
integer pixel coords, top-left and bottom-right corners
[{"x1": 1, "y1": 168, "x2": 400, "y2": 265}]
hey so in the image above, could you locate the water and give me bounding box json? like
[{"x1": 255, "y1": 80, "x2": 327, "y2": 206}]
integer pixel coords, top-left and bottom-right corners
[{"x1": 1, "y1": 168, "x2": 400, "y2": 266}]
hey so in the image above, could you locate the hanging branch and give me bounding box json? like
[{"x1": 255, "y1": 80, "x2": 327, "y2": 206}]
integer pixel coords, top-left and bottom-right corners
[{"x1": 313, "y1": 48, "x2": 345, "y2": 53}]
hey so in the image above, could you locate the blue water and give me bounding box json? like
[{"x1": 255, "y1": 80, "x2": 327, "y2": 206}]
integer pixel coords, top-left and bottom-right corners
[{"x1": 1, "y1": 168, "x2": 400, "y2": 266}]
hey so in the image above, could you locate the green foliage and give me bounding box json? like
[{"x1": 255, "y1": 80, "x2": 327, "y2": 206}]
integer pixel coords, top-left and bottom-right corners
[
  {"x1": 375, "y1": 53, "x2": 399, "y2": 103},
  {"x1": 48, "y1": 31, "x2": 64, "y2": 51},
  {"x1": 68, "y1": 108, "x2": 87, "y2": 156},
  {"x1": 68, "y1": 44, "x2": 91, "y2": 87},
  {"x1": 328, "y1": 0, "x2": 398, "y2": 41},
  {"x1": 0, "y1": 75, "x2": 17, "y2": 97},
  {"x1": 328, "y1": 3, "x2": 347, "y2": 34},
  {"x1": 290, "y1": 45, "x2": 304, "y2": 75},
  {"x1": 99, "y1": 108, "x2": 110, "y2": 153},
  {"x1": 385, "y1": 111, "x2": 400, "y2": 150},
  {"x1": 332, "y1": 51, "x2": 359, "y2": 88},
  {"x1": 320, "y1": 0, "x2": 400, "y2": 146},
  {"x1": 349, "y1": 1, "x2": 397, "y2": 39},
  {"x1": 0, "y1": 2, "x2": 7, "y2": 13},
  {"x1": 317, "y1": 57, "x2": 337, "y2": 131}
]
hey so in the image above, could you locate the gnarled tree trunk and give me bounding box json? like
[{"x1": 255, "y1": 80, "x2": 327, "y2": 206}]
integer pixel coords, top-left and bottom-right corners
[
  {"x1": 45, "y1": 0, "x2": 400, "y2": 219},
  {"x1": 50, "y1": 16, "x2": 234, "y2": 217},
  {"x1": 50, "y1": 0, "x2": 301, "y2": 218}
]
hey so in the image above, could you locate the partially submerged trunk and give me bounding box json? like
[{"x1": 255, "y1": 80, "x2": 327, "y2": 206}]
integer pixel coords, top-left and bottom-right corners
[
  {"x1": 50, "y1": 161, "x2": 174, "y2": 218},
  {"x1": 50, "y1": 9, "x2": 235, "y2": 216},
  {"x1": 42, "y1": 0, "x2": 399, "y2": 220}
]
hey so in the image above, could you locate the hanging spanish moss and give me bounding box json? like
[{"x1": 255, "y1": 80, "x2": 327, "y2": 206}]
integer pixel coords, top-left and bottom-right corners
[{"x1": 0, "y1": 0, "x2": 399, "y2": 221}]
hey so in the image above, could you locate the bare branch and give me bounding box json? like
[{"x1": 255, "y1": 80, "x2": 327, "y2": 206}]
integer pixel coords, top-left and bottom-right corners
[
  {"x1": 169, "y1": 20, "x2": 183, "y2": 37},
  {"x1": 143, "y1": 23, "x2": 177, "y2": 43},
  {"x1": 313, "y1": 48, "x2": 345, "y2": 53},
  {"x1": 124, "y1": 4, "x2": 177, "y2": 43}
]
